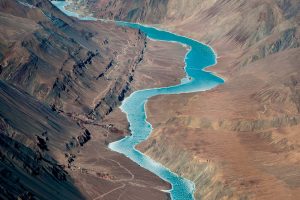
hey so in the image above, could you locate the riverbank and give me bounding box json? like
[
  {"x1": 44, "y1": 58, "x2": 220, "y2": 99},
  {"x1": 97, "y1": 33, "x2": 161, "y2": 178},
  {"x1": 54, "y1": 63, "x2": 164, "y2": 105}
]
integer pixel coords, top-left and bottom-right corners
[
  {"x1": 107, "y1": 20, "x2": 224, "y2": 200},
  {"x1": 51, "y1": 1, "x2": 193, "y2": 199},
  {"x1": 53, "y1": 2, "x2": 226, "y2": 199},
  {"x1": 47, "y1": 1, "x2": 188, "y2": 199}
]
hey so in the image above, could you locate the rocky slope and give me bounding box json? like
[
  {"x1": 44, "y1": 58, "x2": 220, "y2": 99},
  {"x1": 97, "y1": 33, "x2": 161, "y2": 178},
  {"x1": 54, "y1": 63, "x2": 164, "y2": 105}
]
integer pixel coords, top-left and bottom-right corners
[
  {"x1": 0, "y1": 80, "x2": 84, "y2": 200},
  {"x1": 72, "y1": 0, "x2": 300, "y2": 199},
  {"x1": 1, "y1": 0, "x2": 147, "y2": 120},
  {"x1": 0, "y1": 0, "x2": 187, "y2": 199}
]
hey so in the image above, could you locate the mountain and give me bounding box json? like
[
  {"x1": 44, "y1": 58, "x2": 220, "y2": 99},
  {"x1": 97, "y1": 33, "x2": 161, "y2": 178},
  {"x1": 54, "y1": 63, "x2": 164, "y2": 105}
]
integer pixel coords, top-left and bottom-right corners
[
  {"x1": 67, "y1": 0, "x2": 300, "y2": 199},
  {"x1": 0, "y1": 0, "x2": 175, "y2": 199}
]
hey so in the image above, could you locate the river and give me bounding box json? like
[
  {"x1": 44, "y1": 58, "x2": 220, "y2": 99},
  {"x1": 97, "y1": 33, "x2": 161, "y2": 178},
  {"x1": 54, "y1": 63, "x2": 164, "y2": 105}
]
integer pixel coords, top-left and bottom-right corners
[{"x1": 52, "y1": 2, "x2": 224, "y2": 199}]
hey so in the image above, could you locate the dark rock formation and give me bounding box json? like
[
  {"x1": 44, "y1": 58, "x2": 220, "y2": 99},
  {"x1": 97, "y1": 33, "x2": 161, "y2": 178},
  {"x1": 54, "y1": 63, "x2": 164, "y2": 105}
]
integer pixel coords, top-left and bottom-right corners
[{"x1": 0, "y1": 0, "x2": 147, "y2": 199}]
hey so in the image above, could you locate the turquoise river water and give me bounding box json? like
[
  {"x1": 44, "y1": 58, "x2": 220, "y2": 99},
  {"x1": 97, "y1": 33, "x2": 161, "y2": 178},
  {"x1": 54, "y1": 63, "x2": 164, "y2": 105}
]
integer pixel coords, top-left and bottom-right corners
[{"x1": 52, "y1": 1, "x2": 224, "y2": 199}]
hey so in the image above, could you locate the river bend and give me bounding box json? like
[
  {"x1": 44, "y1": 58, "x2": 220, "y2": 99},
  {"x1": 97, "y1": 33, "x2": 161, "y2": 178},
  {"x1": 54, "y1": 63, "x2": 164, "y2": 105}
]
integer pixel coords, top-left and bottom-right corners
[{"x1": 52, "y1": 2, "x2": 224, "y2": 199}]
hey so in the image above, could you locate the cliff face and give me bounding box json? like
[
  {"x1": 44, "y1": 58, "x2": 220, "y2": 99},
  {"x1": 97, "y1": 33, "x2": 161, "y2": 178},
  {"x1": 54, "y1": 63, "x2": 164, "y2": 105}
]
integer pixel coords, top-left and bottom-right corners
[
  {"x1": 77, "y1": 0, "x2": 300, "y2": 199},
  {"x1": 0, "y1": 0, "x2": 173, "y2": 199}
]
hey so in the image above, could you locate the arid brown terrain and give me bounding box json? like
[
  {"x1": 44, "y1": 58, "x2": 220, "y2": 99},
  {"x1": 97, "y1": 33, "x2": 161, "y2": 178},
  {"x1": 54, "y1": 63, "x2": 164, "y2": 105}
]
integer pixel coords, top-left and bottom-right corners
[
  {"x1": 0, "y1": 0, "x2": 189, "y2": 199},
  {"x1": 2, "y1": 0, "x2": 300, "y2": 199},
  {"x1": 66, "y1": 0, "x2": 300, "y2": 199}
]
